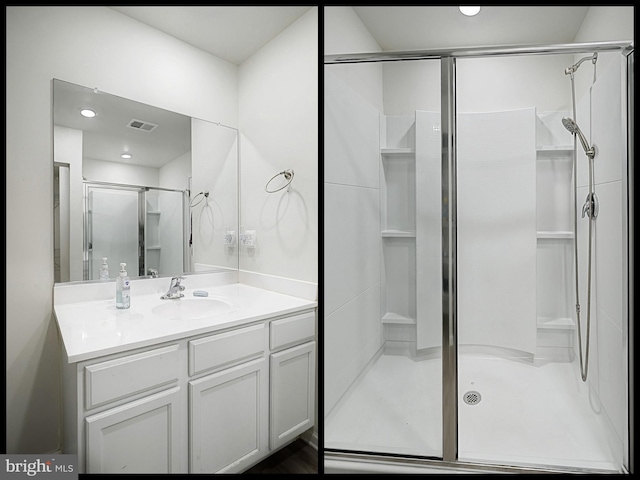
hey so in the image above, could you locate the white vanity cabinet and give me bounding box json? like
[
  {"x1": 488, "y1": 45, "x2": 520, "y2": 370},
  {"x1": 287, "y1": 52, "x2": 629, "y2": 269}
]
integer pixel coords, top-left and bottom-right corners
[
  {"x1": 188, "y1": 323, "x2": 269, "y2": 474},
  {"x1": 60, "y1": 305, "x2": 316, "y2": 475},
  {"x1": 269, "y1": 311, "x2": 316, "y2": 450},
  {"x1": 64, "y1": 343, "x2": 188, "y2": 474}
]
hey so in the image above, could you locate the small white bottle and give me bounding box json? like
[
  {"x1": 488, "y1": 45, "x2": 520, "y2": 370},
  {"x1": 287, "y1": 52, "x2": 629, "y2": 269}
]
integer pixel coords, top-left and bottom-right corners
[
  {"x1": 116, "y1": 263, "x2": 130, "y2": 309},
  {"x1": 99, "y1": 257, "x2": 109, "y2": 281}
]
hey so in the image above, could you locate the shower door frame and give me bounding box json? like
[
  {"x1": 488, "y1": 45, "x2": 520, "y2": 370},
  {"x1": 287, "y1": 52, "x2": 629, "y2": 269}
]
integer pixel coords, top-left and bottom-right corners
[
  {"x1": 324, "y1": 40, "x2": 634, "y2": 474},
  {"x1": 83, "y1": 180, "x2": 189, "y2": 280}
]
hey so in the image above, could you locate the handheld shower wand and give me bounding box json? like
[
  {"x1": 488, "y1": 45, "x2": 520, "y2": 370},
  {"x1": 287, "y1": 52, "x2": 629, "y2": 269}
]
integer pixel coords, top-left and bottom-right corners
[{"x1": 562, "y1": 117, "x2": 595, "y2": 159}]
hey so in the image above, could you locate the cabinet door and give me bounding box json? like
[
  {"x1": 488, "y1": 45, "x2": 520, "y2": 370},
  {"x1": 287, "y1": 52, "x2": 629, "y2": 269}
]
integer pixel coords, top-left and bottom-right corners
[
  {"x1": 270, "y1": 341, "x2": 316, "y2": 450},
  {"x1": 85, "y1": 386, "x2": 183, "y2": 474},
  {"x1": 189, "y1": 358, "x2": 268, "y2": 473}
]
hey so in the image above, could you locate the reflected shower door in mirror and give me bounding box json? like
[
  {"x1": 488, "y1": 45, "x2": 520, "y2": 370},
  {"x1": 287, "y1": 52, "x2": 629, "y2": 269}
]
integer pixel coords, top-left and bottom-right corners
[
  {"x1": 52, "y1": 78, "x2": 239, "y2": 283},
  {"x1": 83, "y1": 183, "x2": 186, "y2": 280}
]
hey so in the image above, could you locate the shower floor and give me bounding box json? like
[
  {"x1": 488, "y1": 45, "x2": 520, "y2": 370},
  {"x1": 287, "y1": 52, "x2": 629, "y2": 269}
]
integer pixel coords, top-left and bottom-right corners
[{"x1": 324, "y1": 346, "x2": 621, "y2": 472}]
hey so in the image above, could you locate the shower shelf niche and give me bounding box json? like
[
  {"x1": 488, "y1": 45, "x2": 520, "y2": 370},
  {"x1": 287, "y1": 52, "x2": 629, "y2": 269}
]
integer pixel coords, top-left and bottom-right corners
[
  {"x1": 536, "y1": 231, "x2": 574, "y2": 239},
  {"x1": 537, "y1": 316, "x2": 575, "y2": 330},
  {"x1": 382, "y1": 313, "x2": 415, "y2": 325},
  {"x1": 381, "y1": 147, "x2": 415, "y2": 156},
  {"x1": 382, "y1": 230, "x2": 415, "y2": 238},
  {"x1": 535, "y1": 114, "x2": 577, "y2": 361},
  {"x1": 380, "y1": 116, "x2": 418, "y2": 337},
  {"x1": 536, "y1": 145, "x2": 574, "y2": 153}
]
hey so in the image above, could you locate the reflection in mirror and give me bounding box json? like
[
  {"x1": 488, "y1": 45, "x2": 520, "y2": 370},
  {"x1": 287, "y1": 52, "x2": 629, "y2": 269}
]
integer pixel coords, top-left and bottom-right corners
[{"x1": 53, "y1": 79, "x2": 238, "y2": 283}]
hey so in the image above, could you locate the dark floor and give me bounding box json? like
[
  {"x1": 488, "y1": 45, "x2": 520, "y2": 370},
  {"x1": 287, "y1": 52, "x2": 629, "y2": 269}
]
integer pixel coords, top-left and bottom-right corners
[{"x1": 244, "y1": 438, "x2": 319, "y2": 474}]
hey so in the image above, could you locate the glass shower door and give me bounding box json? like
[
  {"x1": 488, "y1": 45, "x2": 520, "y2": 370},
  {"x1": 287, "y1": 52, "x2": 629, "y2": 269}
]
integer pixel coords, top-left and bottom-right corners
[
  {"x1": 455, "y1": 51, "x2": 628, "y2": 472},
  {"x1": 86, "y1": 185, "x2": 140, "y2": 280},
  {"x1": 144, "y1": 188, "x2": 186, "y2": 277},
  {"x1": 324, "y1": 58, "x2": 443, "y2": 459}
]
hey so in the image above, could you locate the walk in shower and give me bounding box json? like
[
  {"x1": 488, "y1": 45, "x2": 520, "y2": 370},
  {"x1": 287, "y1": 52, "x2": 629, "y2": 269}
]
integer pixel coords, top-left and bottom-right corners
[{"x1": 324, "y1": 41, "x2": 633, "y2": 474}]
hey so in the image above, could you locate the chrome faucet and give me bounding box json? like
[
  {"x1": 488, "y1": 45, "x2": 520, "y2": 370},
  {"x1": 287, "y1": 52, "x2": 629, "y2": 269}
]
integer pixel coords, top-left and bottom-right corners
[{"x1": 161, "y1": 276, "x2": 185, "y2": 299}]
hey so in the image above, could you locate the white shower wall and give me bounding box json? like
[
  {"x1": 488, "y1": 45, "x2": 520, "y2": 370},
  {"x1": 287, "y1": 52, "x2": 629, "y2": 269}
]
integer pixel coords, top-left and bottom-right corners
[
  {"x1": 324, "y1": 70, "x2": 383, "y2": 414},
  {"x1": 574, "y1": 52, "x2": 627, "y2": 453}
]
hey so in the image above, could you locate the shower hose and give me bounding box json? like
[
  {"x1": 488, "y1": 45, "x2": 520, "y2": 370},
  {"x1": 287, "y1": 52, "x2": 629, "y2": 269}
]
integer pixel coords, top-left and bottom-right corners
[{"x1": 569, "y1": 71, "x2": 595, "y2": 383}]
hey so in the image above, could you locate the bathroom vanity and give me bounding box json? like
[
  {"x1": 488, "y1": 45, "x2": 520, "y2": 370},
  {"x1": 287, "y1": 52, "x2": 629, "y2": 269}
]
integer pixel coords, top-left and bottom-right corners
[{"x1": 54, "y1": 272, "x2": 317, "y2": 474}]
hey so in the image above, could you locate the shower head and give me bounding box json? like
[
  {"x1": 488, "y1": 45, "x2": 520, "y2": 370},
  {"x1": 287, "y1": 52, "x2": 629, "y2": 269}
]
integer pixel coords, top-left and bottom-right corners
[
  {"x1": 562, "y1": 117, "x2": 595, "y2": 159},
  {"x1": 564, "y1": 53, "x2": 598, "y2": 75}
]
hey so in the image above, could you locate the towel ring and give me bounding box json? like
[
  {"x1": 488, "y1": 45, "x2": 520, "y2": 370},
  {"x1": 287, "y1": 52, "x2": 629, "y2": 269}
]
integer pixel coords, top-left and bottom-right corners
[
  {"x1": 190, "y1": 190, "x2": 209, "y2": 207},
  {"x1": 265, "y1": 169, "x2": 294, "y2": 193}
]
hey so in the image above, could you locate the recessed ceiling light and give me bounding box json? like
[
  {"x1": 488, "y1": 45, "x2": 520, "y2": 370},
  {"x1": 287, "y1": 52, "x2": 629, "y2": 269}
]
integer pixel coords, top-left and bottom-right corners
[
  {"x1": 459, "y1": 6, "x2": 481, "y2": 16},
  {"x1": 80, "y1": 108, "x2": 96, "y2": 118},
  {"x1": 121, "y1": 153, "x2": 132, "y2": 159}
]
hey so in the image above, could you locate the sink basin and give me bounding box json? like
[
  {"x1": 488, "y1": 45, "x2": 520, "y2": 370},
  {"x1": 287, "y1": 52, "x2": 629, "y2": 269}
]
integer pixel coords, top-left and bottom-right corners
[{"x1": 151, "y1": 297, "x2": 233, "y2": 320}]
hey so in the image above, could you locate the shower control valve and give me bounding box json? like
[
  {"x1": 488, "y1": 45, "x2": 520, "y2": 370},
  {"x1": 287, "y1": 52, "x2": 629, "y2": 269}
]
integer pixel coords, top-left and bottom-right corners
[{"x1": 581, "y1": 193, "x2": 599, "y2": 219}]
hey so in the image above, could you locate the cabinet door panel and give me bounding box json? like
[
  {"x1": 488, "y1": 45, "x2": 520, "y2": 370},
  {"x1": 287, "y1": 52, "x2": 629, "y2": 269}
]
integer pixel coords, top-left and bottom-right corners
[
  {"x1": 189, "y1": 358, "x2": 268, "y2": 473},
  {"x1": 270, "y1": 341, "x2": 316, "y2": 449},
  {"x1": 85, "y1": 386, "x2": 182, "y2": 474}
]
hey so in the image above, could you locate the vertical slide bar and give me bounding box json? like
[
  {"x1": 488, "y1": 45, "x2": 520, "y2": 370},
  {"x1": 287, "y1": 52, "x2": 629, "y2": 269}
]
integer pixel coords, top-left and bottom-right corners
[
  {"x1": 441, "y1": 56, "x2": 458, "y2": 463},
  {"x1": 625, "y1": 48, "x2": 634, "y2": 475}
]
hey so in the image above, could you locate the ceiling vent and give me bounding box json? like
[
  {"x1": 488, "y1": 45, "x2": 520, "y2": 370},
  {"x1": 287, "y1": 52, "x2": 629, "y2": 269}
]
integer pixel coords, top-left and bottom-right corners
[{"x1": 127, "y1": 119, "x2": 158, "y2": 132}]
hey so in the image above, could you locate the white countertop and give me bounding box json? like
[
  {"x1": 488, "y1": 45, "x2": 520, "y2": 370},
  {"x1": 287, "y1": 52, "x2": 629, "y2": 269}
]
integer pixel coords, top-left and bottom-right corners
[{"x1": 54, "y1": 281, "x2": 317, "y2": 363}]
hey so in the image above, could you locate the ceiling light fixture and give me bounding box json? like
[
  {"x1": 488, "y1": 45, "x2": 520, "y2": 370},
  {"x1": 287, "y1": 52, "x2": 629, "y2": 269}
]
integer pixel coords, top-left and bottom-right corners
[
  {"x1": 459, "y1": 6, "x2": 481, "y2": 16},
  {"x1": 80, "y1": 108, "x2": 96, "y2": 118},
  {"x1": 121, "y1": 153, "x2": 132, "y2": 159}
]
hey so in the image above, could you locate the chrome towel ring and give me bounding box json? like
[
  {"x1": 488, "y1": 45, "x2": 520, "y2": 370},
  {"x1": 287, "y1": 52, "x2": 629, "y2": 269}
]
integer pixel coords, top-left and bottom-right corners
[
  {"x1": 265, "y1": 169, "x2": 294, "y2": 193},
  {"x1": 190, "y1": 190, "x2": 209, "y2": 207}
]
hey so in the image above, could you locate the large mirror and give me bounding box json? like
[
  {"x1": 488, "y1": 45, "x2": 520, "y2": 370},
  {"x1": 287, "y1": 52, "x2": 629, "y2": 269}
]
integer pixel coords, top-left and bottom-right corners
[{"x1": 53, "y1": 79, "x2": 239, "y2": 283}]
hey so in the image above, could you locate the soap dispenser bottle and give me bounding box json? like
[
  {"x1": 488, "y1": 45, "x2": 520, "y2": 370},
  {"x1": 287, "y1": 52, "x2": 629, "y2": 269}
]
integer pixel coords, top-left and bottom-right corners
[
  {"x1": 116, "y1": 263, "x2": 130, "y2": 309},
  {"x1": 99, "y1": 257, "x2": 109, "y2": 281}
]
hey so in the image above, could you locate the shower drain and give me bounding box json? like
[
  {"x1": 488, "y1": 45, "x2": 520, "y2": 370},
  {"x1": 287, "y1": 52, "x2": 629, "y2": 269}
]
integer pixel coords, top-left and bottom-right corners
[{"x1": 463, "y1": 390, "x2": 481, "y2": 405}]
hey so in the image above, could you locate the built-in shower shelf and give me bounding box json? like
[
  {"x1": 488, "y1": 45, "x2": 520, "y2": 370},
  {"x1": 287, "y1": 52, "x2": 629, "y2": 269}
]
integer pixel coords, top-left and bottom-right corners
[
  {"x1": 382, "y1": 230, "x2": 416, "y2": 238},
  {"x1": 147, "y1": 211, "x2": 161, "y2": 215},
  {"x1": 537, "y1": 317, "x2": 575, "y2": 330},
  {"x1": 146, "y1": 245, "x2": 161, "y2": 250},
  {"x1": 536, "y1": 145, "x2": 574, "y2": 152},
  {"x1": 382, "y1": 313, "x2": 416, "y2": 325},
  {"x1": 381, "y1": 148, "x2": 415, "y2": 156},
  {"x1": 537, "y1": 231, "x2": 574, "y2": 239}
]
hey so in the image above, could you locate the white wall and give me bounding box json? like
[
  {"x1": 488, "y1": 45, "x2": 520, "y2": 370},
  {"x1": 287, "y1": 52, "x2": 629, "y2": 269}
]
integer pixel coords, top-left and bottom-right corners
[
  {"x1": 191, "y1": 119, "x2": 239, "y2": 272},
  {"x1": 571, "y1": 6, "x2": 632, "y2": 457},
  {"x1": 83, "y1": 158, "x2": 160, "y2": 187},
  {"x1": 159, "y1": 151, "x2": 191, "y2": 190},
  {"x1": 323, "y1": 7, "x2": 385, "y2": 415},
  {"x1": 238, "y1": 7, "x2": 318, "y2": 284},
  {"x1": 6, "y1": 6, "x2": 238, "y2": 454},
  {"x1": 573, "y1": 51, "x2": 628, "y2": 458},
  {"x1": 324, "y1": 7, "x2": 384, "y2": 112}
]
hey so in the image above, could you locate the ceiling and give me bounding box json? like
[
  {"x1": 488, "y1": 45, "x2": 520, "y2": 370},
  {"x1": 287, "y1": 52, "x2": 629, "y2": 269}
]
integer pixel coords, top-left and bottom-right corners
[
  {"x1": 55, "y1": 7, "x2": 312, "y2": 169},
  {"x1": 110, "y1": 6, "x2": 313, "y2": 65},
  {"x1": 67, "y1": 6, "x2": 593, "y2": 168},
  {"x1": 54, "y1": 79, "x2": 191, "y2": 169},
  {"x1": 350, "y1": 6, "x2": 590, "y2": 51},
  {"x1": 111, "y1": 6, "x2": 591, "y2": 61}
]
